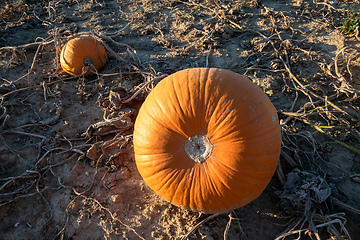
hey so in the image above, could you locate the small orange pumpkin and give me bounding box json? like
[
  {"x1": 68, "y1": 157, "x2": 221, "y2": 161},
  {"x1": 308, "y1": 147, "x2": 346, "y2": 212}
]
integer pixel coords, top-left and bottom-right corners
[
  {"x1": 60, "y1": 36, "x2": 107, "y2": 76},
  {"x1": 133, "y1": 68, "x2": 281, "y2": 213}
]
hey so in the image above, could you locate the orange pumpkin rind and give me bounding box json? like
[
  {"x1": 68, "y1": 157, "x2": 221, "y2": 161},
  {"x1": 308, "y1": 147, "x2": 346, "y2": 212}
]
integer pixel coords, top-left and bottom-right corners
[
  {"x1": 60, "y1": 36, "x2": 107, "y2": 76},
  {"x1": 133, "y1": 68, "x2": 281, "y2": 214}
]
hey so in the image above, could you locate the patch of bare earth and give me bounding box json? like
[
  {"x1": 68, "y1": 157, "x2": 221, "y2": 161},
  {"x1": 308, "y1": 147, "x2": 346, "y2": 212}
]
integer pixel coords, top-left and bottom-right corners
[{"x1": 1, "y1": 0, "x2": 360, "y2": 239}]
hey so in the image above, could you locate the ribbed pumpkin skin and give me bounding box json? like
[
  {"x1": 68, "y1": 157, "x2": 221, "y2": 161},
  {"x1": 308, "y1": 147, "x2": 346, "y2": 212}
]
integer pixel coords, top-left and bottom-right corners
[
  {"x1": 133, "y1": 68, "x2": 281, "y2": 214},
  {"x1": 60, "y1": 36, "x2": 107, "y2": 76}
]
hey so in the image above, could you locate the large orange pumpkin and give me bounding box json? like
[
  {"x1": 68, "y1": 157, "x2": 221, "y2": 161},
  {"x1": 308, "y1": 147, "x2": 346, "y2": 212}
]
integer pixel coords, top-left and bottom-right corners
[
  {"x1": 60, "y1": 36, "x2": 107, "y2": 76},
  {"x1": 133, "y1": 68, "x2": 281, "y2": 213}
]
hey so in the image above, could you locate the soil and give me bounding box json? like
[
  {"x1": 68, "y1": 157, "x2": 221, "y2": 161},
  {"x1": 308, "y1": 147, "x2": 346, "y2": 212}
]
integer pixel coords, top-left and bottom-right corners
[{"x1": 1, "y1": 0, "x2": 360, "y2": 239}]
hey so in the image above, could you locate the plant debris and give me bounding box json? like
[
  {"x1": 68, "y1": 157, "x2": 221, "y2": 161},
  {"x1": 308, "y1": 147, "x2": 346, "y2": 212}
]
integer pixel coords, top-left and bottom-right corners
[{"x1": 1, "y1": 0, "x2": 360, "y2": 239}]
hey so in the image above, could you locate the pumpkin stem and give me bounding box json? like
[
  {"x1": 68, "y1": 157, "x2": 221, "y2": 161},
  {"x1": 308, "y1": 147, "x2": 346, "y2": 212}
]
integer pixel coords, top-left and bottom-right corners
[
  {"x1": 185, "y1": 135, "x2": 213, "y2": 163},
  {"x1": 83, "y1": 56, "x2": 93, "y2": 67}
]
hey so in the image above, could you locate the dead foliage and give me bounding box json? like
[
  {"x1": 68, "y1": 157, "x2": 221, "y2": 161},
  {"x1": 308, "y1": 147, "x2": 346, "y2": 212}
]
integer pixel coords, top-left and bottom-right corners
[{"x1": 1, "y1": 0, "x2": 360, "y2": 239}]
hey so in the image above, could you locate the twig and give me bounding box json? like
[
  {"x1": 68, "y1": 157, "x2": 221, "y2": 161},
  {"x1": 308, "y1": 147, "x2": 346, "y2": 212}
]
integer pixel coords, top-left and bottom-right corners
[
  {"x1": 0, "y1": 171, "x2": 38, "y2": 192},
  {"x1": 94, "y1": 36, "x2": 125, "y2": 62},
  {"x1": 280, "y1": 149, "x2": 298, "y2": 168},
  {"x1": 333, "y1": 46, "x2": 360, "y2": 95},
  {"x1": 34, "y1": 168, "x2": 53, "y2": 223},
  {"x1": 2, "y1": 74, "x2": 79, "y2": 99},
  {"x1": 63, "y1": 101, "x2": 98, "y2": 120},
  {"x1": 49, "y1": 167, "x2": 145, "y2": 240},
  {"x1": 289, "y1": 79, "x2": 299, "y2": 112},
  {"x1": 0, "y1": 134, "x2": 25, "y2": 161},
  {"x1": 0, "y1": 39, "x2": 55, "y2": 52},
  {"x1": 34, "y1": 147, "x2": 85, "y2": 170},
  {"x1": 224, "y1": 213, "x2": 244, "y2": 240},
  {"x1": 331, "y1": 197, "x2": 360, "y2": 215},
  {"x1": 12, "y1": 35, "x2": 54, "y2": 84},
  {"x1": 88, "y1": 196, "x2": 145, "y2": 239},
  {"x1": 280, "y1": 54, "x2": 355, "y2": 120},
  {"x1": 123, "y1": 74, "x2": 167, "y2": 103},
  {"x1": 205, "y1": 46, "x2": 212, "y2": 68},
  {"x1": 276, "y1": 159, "x2": 286, "y2": 186},
  {"x1": 275, "y1": 218, "x2": 351, "y2": 240},
  {"x1": 304, "y1": 195, "x2": 320, "y2": 240},
  {"x1": 181, "y1": 213, "x2": 223, "y2": 240},
  {"x1": 2, "y1": 130, "x2": 47, "y2": 139},
  {"x1": 102, "y1": 22, "x2": 133, "y2": 37},
  {"x1": 276, "y1": 217, "x2": 304, "y2": 240}
]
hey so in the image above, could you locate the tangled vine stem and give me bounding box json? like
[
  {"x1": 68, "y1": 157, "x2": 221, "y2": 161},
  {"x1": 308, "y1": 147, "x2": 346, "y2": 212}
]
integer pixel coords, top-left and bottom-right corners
[
  {"x1": 333, "y1": 46, "x2": 360, "y2": 95},
  {"x1": 181, "y1": 213, "x2": 223, "y2": 240},
  {"x1": 1, "y1": 1, "x2": 360, "y2": 239},
  {"x1": 122, "y1": 74, "x2": 168, "y2": 103}
]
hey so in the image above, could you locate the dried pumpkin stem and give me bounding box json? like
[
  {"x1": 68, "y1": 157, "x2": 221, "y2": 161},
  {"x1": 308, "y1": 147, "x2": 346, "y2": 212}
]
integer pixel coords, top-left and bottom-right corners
[
  {"x1": 83, "y1": 56, "x2": 93, "y2": 67},
  {"x1": 184, "y1": 135, "x2": 213, "y2": 163}
]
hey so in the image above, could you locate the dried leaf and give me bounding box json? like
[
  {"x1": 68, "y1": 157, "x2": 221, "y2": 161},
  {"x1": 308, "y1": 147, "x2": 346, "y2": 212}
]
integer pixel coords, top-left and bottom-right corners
[
  {"x1": 84, "y1": 110, "x2": 133, "y2": 138},
  {"x1": 86, "y1": 133, "x2": 132, "y2": 167},
  {"x1": 109, "y1": 90, "x2": 123, "y2": 110},
  {"x1": 86, "y1": 142, "x2": 103, "y2": 161}
]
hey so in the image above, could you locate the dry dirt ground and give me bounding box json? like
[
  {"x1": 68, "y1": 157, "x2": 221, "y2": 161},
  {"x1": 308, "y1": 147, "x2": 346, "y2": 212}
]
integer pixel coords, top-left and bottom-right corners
[{"x1": 1, "y1": 0, "x2": 360, "y2": 239}]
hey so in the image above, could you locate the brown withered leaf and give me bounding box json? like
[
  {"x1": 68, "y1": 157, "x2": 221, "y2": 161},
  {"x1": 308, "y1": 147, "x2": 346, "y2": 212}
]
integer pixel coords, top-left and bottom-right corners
[
  {"x1": 84, "y1": 109, "x2": 134, "y2": 139},
  {"x1": 109, "y1": 90, "x2": 123, "y2": 110},
  {"x1": 86, "y1": 142, "x2": 102, "y2": 161},
  {"x1": 86, "y1": 133, "x2": 132, "y2": 167}
]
